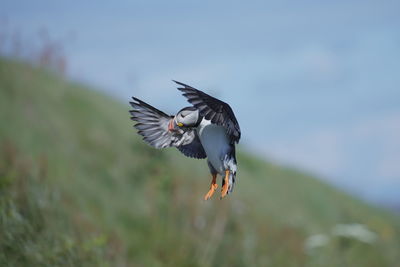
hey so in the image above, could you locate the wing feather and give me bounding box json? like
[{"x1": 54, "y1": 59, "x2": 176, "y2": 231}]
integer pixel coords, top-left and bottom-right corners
[
  {"x1": 173, "y1": 81, "x2": 241, "y2": 143},
  {"x1": 177, "y1": 131, "x2": 206, "y2": 159},
  {"x1": 129, "y1": 97, "x2": 206, "y2": 158}
]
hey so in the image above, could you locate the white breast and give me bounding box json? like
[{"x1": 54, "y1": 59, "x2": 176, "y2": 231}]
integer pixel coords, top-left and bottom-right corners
[{"x1": 197, "y1": 119, "x2": 230, "y2": 174}]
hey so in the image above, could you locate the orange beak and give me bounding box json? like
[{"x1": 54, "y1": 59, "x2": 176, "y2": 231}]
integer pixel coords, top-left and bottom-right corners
[{"x1": 168, "y1": 119, "x2": 175, "y2": 131}]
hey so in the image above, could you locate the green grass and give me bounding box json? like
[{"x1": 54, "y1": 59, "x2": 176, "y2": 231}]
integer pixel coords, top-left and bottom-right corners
[{"x1": 1, "y1": 57, "x2": 399, "y2": 266}]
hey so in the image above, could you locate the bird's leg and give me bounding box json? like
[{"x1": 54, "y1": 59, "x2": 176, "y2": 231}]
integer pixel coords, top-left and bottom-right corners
[
  {"x1": 204, "y1": 174, "x2": 218, "y2": 200},
  {"x1": 221, "y1": 170, "x2": 230, "y2": 199}
]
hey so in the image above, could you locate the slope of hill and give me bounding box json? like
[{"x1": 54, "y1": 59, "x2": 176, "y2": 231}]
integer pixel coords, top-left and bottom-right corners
[{"x1": 1, "y1": 58, "x2": 399, "y2": 266}]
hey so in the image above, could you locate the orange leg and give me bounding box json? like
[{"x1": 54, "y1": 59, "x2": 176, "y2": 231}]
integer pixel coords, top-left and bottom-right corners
[
  {"x1": 221, "y1": 170, "x2": 230, "y2": 199},
  {"x1": 204, "y1": 174, "x2": 218, "y2": 200}
]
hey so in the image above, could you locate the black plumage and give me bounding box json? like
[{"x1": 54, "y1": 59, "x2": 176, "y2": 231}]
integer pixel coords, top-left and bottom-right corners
[
  {"x1": 174, "y1": 80, "x2": 241, "y2": 144},
  {"x1": 177, "y1": 133, "x2": 206, "y2": 159}
]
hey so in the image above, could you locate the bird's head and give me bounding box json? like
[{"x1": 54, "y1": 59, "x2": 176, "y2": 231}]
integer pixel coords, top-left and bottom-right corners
[{"x1": 175, "y1": 107, "x2": 201, "y2": 128}]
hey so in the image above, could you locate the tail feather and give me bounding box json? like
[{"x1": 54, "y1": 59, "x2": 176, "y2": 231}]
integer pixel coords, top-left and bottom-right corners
[{"x1": 228, "y1": 171, "x2": 236, "y2": 194}]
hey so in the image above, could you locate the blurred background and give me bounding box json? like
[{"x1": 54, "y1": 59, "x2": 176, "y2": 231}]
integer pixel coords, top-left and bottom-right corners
[{"x1": 1, "y1": 0, "x2": 399, "y2": 266}]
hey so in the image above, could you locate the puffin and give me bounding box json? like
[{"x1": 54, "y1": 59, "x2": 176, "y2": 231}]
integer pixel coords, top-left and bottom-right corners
[{"x1": 129, "y1": 81, "x2": 241, "y2": 199}]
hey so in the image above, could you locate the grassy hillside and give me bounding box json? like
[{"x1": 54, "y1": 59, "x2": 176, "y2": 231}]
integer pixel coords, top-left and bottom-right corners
[{"x1": 1, "y1": 58, "x2": 399, "y2": 266}]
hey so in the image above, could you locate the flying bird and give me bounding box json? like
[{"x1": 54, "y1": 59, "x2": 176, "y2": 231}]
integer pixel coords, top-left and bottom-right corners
[{"x1": 129, "y1": 81, "x2": 241, "y2": 199}]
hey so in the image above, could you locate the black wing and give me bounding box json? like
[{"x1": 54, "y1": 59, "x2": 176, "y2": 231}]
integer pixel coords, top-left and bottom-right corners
[
  {"x1": 177, "y1": 131, "x2": 206, "y2": 159},
  {"x1": 174, "y1": 80, "x2": 241, "y2": 144},
  {"x1": 129, "y1": 97, "x2": 206, "y2": 158}
]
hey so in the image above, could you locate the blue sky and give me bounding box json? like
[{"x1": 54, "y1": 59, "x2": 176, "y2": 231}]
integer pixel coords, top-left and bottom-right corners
[{"x1": 2, "y1": 0, "x2": 400, "y2": 205}]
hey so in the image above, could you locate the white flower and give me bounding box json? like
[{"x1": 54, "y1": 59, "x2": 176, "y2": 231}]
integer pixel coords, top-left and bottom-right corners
[
  {"x1": 304, "y1": 234, "x2": 330, "y2": 253},
  {"x1": 332, "y1": 223, "x2": 377, "y2": 244}
]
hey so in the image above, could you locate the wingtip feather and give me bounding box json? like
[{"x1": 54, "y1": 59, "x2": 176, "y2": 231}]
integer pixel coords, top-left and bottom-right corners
[
  {"x1": 172, "y1": 80, "x2": 184, "y2": 86},
  {"x1": 173, "y1": 80, "x2": 194, "y2": 92}
]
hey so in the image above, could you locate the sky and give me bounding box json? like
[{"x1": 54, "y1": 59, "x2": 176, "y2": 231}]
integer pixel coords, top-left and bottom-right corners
[{"x1": 2, "y1": 0, "x2": 400, "y2": 206}]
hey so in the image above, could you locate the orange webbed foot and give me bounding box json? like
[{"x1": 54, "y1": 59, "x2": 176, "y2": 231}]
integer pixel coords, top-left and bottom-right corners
[
  {"x1": 204, "y1": 174, "x2": 218, "y2": 200},
  {"x1": 220, "y1": 170, "x2": 230, "y2": 199}
]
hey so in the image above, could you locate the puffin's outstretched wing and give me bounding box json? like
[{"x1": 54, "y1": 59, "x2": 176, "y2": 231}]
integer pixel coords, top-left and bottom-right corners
[
  {"x1": 174, "y1": 81, "x2": 241, "y2": 144},
  {"x1": 129, "y1": 97, "x2": 206, "y2": 159}
]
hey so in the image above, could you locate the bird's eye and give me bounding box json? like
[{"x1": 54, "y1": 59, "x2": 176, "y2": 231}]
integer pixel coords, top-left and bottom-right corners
[{"x1": 177, "y1": 122, "x2": 184, "y2": 127}]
